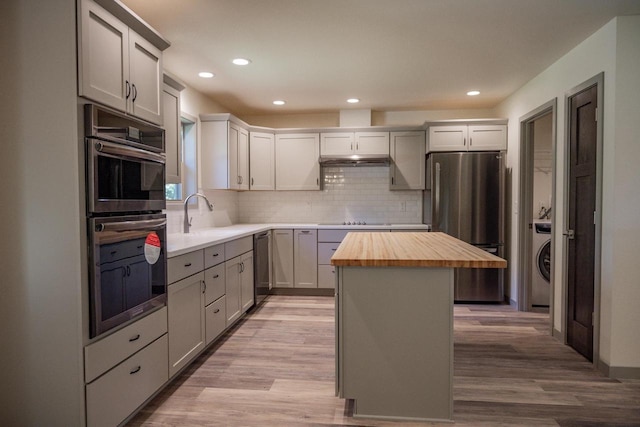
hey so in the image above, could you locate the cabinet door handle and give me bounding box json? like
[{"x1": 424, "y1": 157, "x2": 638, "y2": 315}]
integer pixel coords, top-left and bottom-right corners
[
  {"x1": 184, "y1": 263, "x2": 192, "y2": 267},
  {"x1": 356, "y1": 143, "x2": 359, "y2": 150},
  {"x1": 316, "y1": 178, "x2": 319, "y2": 186},
  {"x1": 132, "y1": 84, "x2": 137, "y2": 102},
  {"x1": 129, "y1": 334, "x2": 140, "y2": 342},
  {"x1": 130, "y1": 366, "x2": 141, "y2": 375},
  {"x1": 213, "y1": 308, "x2": 220, "y2": 314},
  {"x1": 470, "y1": 138, "x2": 472, "y2": 146},
  {"x1": 251, "y1": 177, "x2": 254, "y2": 186},
  {"x1": 125, "y1": 80, "x2": 131, "y2": 99},
  {"x1": 213, "y1": 274, "x2": 219, "y2": 279},
  {"x1": 126, "y1": 265, "x2": 131, "y2": 276},
  {"x1": 391, "y1": 177, "x2": 394, "y2": 185},
  {"x1": 202, "y1": 280, "x2": 206, "y2": 294},
  {"x1": 463, "y1": 137, "x2": 466, "y2": 146}
]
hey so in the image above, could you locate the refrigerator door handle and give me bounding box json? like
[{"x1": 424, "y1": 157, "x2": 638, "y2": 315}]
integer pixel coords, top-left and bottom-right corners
[{"x1": 434, "y1": 162, "x2": 441, "y2": 230}]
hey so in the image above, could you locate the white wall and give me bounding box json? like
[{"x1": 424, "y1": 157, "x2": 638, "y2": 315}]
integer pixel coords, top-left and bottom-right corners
[
  {"x1": 608, "y1": 15, "x2": 640, "y2": 369},
  {"x1": 241, "y1": 108, "x2": 497, "y2": 128},
  {"x1": 0, "y1": 0, "x2": 84, "y2": 425},
  {"x1": 496, "y1": 16, "x2": 640, "y2": 371},
  {"x1": 164, "y1": 84, "x2": 241, "y2": 233}
]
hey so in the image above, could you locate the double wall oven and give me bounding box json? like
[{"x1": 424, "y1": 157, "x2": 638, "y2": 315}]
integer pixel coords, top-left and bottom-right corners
[{"x1": 85, "y1": 104, "x2": 167, "y2": 338}]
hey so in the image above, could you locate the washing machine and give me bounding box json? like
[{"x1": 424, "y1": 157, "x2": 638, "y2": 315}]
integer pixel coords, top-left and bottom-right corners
[{"x1": 532, "y1": 220, "x2": 551, "y2": 306}]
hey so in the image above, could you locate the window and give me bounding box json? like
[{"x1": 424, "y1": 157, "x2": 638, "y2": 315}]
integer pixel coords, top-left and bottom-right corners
[{"x1": 166, "y1": 114, "x2": 197, "y2": 202}]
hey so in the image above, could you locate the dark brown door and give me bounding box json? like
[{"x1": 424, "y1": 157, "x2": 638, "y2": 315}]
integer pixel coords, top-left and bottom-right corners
[{"x1": 567, "y1": 85, "x2": 597, "y2": 361}]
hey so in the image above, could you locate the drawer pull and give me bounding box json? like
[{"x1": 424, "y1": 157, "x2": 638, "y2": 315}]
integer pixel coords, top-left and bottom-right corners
[
  {"x1": 213, "y1": 274, "x2": 219, "y2": 278},
  {"x1": 212, "y1": 253, "x2": 219, "y2": 257},
  {"x1": 213, "y1": 308, "x2": 220, "y2": 314},
  {"x1": 129, "y1": 334, "x2": 140, "y2": 342},
  {"x1": 184, "y1": 262, "x2": 192, "y2": 267},
  {"x1": 130, "y1": 366, "x2": 141, "y2": 375},
  {"x1": 331, "y1": 248, "x2": 337, "y2": 251}
]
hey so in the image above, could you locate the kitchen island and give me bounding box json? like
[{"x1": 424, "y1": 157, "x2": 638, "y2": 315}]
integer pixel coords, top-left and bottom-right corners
[{"x1": 331, "y1": 232, "x2": 507, "y2": 422}]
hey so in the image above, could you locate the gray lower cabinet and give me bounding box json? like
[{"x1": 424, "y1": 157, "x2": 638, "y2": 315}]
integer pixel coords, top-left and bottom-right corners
[
  {"x1": 225, "y1": 250, "x2": 254, "y2": 325},
  {"x1": 166, "y1": 236, "x2": 252, "y2": 381},
  {"x1": 168, "y1": 271, "x2": 205, "y2": 378},
  {"x1": 84, "y1": 307, "x2": 168, "y2": 427},
  {"x1": 204, "y1": 249, "x2": 226, "y2": 345},
  {"x1": 317, "y1": 229, "x2": 392, "y2": 289},
  {"x1": 273, "y1": 229, "x2": 294, "y2": 288},
  {"x1": 86, "y1": 335, "x2": 168, "y2": 427},
  {"x1": 294, "y1": 229, "x2": 318, "y2": 288}
]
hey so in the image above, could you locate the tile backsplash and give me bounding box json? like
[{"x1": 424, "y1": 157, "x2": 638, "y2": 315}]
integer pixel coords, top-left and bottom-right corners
[
  {"x1": 165, "y1": 167, "x2": 423, "y2": 232},
  {"x1": 238, "y1": 166, "x2": 422, "y2": 224},
  {"x1": 165, "y1": 189, "x2": 239, "y2": 234}
]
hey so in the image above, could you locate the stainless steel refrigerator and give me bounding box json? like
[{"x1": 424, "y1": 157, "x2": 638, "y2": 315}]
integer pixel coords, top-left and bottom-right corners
[{"x1": 427, "y1": 151, "x2": 505, "y2": 302}]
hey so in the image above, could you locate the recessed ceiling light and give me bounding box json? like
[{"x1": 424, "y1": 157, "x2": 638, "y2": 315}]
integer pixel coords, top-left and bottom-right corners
[
  {"x1": 467, "y1": 90, "x2": 480, "y2": 96},
  {"x1": 347, "y1": 98, "x2": 360, "y2": 104},
  {"x1": 273, "y1": 100, "x2": 285, "y2": 106},
  {"x1": 232, "y1": 58, "x2": 251, "y2": 66},
  {"x1": 198, "y1": 71, "x2": 214, "y2": 78}
]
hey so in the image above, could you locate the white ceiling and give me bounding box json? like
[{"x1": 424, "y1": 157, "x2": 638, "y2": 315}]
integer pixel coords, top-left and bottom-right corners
[{"x1": 122, "y1": 0, "x2": 640, "y2": 115}]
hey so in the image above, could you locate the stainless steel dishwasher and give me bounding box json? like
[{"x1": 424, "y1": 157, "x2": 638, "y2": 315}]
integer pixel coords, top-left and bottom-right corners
[{"x1": 253, "y1": 230, "x2": 272, "y2": 306}]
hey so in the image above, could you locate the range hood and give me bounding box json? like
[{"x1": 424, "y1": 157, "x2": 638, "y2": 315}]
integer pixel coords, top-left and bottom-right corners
[{"x1": 319, "y1": 153, "x2": 390, "y2": 167}]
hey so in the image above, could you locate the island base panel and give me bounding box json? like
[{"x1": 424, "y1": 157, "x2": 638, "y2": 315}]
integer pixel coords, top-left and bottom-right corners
[{"x1": 338, "y1": 266, "x2": 453, "y2": 421}]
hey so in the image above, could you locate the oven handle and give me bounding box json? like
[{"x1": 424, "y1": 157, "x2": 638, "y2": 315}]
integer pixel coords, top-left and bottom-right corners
[
  {"x1": 93, "y1": 139, "x2": 166, "y2": 164},
  {"x1": 96, "y1": 218, "x2": 167, "y2": 233}
]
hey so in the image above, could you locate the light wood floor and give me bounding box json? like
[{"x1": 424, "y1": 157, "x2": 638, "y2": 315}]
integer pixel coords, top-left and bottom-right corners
[{"x1": 127, "y1": 296, "x2": 640, "y2": 426}]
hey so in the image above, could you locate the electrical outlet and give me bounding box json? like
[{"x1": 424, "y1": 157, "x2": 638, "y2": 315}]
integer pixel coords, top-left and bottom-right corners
[{"x1": 399, "y1": 201, "x2": 406, "y2": 211}]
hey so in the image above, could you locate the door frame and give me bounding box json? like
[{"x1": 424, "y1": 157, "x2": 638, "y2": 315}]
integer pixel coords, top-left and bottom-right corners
[
  {"x1": 517, "y1": 99, "x2": 557, "y2": 330},
  {"x1": 562, "y1": 73, "x2": 604, "y2": 366}
]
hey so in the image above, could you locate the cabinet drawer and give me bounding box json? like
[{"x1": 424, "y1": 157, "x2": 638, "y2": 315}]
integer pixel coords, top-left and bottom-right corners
[
  {"x1": 318, "y1": 265, "x2": 337, "y2": 289},
  {"x1": 204, "y1": 263, "x2": 225, "y2": 305},
  {"x1": 317, "y1": 229, "x2": 354, "y2": 242},
  {"x1": 86, "y1": 334, "x2": 168, "y2": 427},
  {"x1": 205, "y1": 296, "x2": 226, "y2": 345},
  {"x1": 318, "y1": 242, "x2": 341, "y2": 265},
  {"x1": 225, "y1": 236, "x2": 252, "y2": 260},
  {"x1": 84, "y1": 307, "x2": 167, "y2": 383},
  {"x1": 168, "y1": 250, "x2": 204, "y2": 284},
  {"x1": 317, "y1": 228, "x2": 391, "y2": 242},
  {"x1": 204, "y1": 243, "x2": 225, "y2": 269}
]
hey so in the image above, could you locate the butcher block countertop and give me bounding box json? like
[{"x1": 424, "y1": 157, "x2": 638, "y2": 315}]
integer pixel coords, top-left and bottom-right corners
[{"x1": 331, "y1": 232, "x2": 507, "y2": 268}]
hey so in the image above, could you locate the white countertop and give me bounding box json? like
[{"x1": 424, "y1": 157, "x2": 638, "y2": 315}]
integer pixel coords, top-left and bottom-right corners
[{"x1": 167, "y1": 223, "x2": 430, "y2": 258}]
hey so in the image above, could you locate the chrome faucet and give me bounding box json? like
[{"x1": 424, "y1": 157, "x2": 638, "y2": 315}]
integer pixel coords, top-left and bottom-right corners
[{"x1": 183, "y1": 193, "x2": 214, "y2": 233}]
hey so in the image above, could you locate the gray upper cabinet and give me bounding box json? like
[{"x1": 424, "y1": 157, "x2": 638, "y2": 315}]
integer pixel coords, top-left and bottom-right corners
[
  {"x1": 201, "y1": 118, "x2": 250, "y2": 190},
  {"x1": 249, "y1": 132, "x2": 275, "y2": 190},
  {"x1": 78, "y1": 0, "x2": 165, "y2": 125},
  {"x1": 320, "y1": 132, "x2": 389, "y2": 156},
  {"x1": 275, "y1": 133, "x2": 320, "y2": 191},
  {"x1": 162, "y1": 74, "x2": 185, "y2": 184},
  {"x1": 428, "y1": 124, "x2": 507, "y2": 152},
  {"x1": 390, "y1": 131, "x2": 426, "y2": 190}
]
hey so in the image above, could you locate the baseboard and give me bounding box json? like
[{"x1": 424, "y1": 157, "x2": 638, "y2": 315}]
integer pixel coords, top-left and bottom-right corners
[
  {"x1": 509, "y1": 298, "x2": 517, "y2": 309},
  {"x1": 270, "y1": 288, "x2": 334, "y2": 297},
  {"x1": 552, "y1": 328, "x2": 563, "y2": 341},
  {"x1": 597, "y1": 360, "x2": 640, "y2": 379}
]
